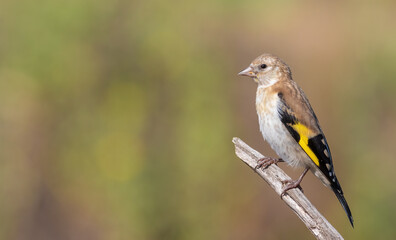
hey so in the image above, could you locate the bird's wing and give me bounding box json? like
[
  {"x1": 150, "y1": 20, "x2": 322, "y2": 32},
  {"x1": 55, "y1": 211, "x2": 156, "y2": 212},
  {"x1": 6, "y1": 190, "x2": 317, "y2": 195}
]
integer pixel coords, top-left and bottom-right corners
[
  {"x1": 275, "y1": 81, "x2": 354, "y2": 226},
  {"x1": 275, "y1": 82, "x2": 339, "y2": 189}
]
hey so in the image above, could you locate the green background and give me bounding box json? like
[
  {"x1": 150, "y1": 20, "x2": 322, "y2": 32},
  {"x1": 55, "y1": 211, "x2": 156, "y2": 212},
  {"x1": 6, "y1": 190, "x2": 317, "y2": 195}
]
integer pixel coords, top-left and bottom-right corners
[{"x1": 1, "y1": 0, "x2": 396, "y2": 239}]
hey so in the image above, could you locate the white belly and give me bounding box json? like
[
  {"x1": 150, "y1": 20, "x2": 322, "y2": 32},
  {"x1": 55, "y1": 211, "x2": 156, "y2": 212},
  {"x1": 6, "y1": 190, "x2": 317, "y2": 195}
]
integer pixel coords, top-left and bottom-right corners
[{"x1": 256, "y1": 89, "x2": 312, "y2": 168}]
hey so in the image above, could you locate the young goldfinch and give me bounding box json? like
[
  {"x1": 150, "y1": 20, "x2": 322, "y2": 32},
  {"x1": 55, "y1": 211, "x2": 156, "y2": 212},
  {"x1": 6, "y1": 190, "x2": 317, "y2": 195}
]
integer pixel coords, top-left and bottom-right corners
[{"x1": 239, "y1": 53, "x2": 353, "y2": 227}]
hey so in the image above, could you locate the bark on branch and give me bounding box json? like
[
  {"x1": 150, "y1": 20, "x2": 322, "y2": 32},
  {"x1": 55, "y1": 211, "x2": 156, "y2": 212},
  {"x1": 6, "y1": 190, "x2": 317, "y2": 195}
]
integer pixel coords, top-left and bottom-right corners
[{"x1": 232, "y1": 137, "x2": 343, "y2": 240}]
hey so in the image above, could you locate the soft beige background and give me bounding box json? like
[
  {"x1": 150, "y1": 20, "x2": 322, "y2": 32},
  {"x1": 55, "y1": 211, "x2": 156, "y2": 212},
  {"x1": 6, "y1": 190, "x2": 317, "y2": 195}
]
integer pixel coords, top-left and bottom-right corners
[{"x1": 1, "y1": 0, "x2": 396, "y2": 239}]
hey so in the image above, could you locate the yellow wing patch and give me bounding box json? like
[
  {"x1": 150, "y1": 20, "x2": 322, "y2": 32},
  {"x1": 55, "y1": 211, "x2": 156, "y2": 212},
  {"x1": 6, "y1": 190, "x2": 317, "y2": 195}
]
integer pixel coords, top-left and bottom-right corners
[{"x1": 292, "y1": 123, "x2": 320, "y2": 166}]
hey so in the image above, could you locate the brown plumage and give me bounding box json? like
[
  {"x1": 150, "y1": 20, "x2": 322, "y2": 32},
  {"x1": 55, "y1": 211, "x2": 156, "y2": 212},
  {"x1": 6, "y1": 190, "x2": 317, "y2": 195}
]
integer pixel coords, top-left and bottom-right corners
[{"x1": 273, "y1": 80, "x2": 321, "y2": 135}]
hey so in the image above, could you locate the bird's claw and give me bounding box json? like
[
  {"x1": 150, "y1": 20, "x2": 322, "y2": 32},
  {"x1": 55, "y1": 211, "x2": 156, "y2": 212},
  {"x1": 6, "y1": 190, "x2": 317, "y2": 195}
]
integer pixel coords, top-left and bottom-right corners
[
  {"x1": 255, "y1": 157, "x2": 282, "y2": 170},
  {"x1": 280, "y1": 179, "x2": 304, "y2": 199}
]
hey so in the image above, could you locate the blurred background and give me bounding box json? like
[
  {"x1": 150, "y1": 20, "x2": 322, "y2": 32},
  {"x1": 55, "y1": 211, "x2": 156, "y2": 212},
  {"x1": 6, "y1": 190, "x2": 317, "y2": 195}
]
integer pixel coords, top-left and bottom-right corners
[{"x1": 1, "y1": 0, "x2": 396, "y2": 239}]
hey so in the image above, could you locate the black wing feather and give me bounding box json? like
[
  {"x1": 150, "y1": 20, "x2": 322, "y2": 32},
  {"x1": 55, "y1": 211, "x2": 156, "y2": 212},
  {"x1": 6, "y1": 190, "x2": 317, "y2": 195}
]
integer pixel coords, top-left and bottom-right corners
[{"x1": 277, "y1": 92, "x2": 354, "y2": 227}]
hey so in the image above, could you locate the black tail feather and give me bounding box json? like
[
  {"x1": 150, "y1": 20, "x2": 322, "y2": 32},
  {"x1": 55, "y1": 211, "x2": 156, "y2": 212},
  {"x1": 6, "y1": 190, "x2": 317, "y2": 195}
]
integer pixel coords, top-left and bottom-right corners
[{"x1": 332, "y1": 188, "x2": 354, "y2": 227}]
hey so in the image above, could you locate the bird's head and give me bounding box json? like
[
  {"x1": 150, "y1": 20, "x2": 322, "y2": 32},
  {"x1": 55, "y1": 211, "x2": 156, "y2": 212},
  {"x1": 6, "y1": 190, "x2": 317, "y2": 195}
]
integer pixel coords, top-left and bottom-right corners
[{"x1": 238, "y1": 53, "x2": 292, "y2": 87}]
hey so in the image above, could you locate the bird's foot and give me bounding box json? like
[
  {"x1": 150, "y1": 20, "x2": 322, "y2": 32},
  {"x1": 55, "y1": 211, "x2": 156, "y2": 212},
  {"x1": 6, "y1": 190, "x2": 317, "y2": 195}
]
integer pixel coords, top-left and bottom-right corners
[
  {"x1": 280, "y1": 179, "x2": 304, "y2": 199},
  {"x1": 255, "y1": 157, "x2": 283, "y2": 170},
  {"x1": 280, "y1": 168, "x2": 309, "y2": 199}
]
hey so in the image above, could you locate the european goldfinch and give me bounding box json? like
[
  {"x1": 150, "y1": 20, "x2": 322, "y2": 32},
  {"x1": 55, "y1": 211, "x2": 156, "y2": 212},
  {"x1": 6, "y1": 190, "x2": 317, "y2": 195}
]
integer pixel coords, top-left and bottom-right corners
[{"x1": 239, "y1": 53, "x2": 353, "y2": 227}]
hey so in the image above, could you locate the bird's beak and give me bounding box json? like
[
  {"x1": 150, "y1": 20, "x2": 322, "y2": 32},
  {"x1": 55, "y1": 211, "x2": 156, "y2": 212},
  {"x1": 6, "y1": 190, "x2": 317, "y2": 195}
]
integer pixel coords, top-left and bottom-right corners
[{"x1": 238, "y1": 66, "x2": 256, "y2": 77}]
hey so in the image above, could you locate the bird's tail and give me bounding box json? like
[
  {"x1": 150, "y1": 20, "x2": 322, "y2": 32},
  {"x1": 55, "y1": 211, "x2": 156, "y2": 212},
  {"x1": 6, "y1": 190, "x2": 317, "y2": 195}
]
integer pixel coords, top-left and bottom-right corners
[{"x1": 332, "y1": 186, "x2": 354, "y2": 227}]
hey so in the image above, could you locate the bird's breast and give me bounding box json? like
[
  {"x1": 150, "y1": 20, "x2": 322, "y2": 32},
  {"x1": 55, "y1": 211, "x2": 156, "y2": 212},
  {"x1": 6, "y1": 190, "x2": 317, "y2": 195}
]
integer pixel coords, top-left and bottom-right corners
[
  {"x1": 255, "y1": 87, "x2": 284, "y2": 144},
  {"x1": 255, "y1": 87, "x2": 310, "y2": 168}
]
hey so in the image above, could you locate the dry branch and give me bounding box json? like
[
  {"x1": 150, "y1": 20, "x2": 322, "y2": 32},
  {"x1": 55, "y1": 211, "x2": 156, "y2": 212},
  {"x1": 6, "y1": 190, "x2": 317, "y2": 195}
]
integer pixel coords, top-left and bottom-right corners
[{"x1": 232, "y1": 137, "x2": 343, "y2": 240}]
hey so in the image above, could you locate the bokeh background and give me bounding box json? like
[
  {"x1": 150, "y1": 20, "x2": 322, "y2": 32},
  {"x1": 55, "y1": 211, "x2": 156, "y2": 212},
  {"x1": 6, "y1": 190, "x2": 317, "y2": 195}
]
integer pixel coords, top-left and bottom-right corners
[{"x1": 1, "y1": 0, "x2": 396, "y2": 239}]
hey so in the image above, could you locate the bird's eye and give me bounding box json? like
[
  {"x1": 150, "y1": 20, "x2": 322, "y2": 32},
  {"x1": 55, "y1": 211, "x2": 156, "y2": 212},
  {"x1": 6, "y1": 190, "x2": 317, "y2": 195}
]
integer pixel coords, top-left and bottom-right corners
[{"x1": 260, "y1": 64, "x2": 267, "y2": 69}]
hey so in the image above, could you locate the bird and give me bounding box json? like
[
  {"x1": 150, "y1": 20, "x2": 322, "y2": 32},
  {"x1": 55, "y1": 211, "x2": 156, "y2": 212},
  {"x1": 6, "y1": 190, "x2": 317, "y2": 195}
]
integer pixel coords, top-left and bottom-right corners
[{"x1": 238, "y1": 53, "x2": 353, "y2": 227}]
